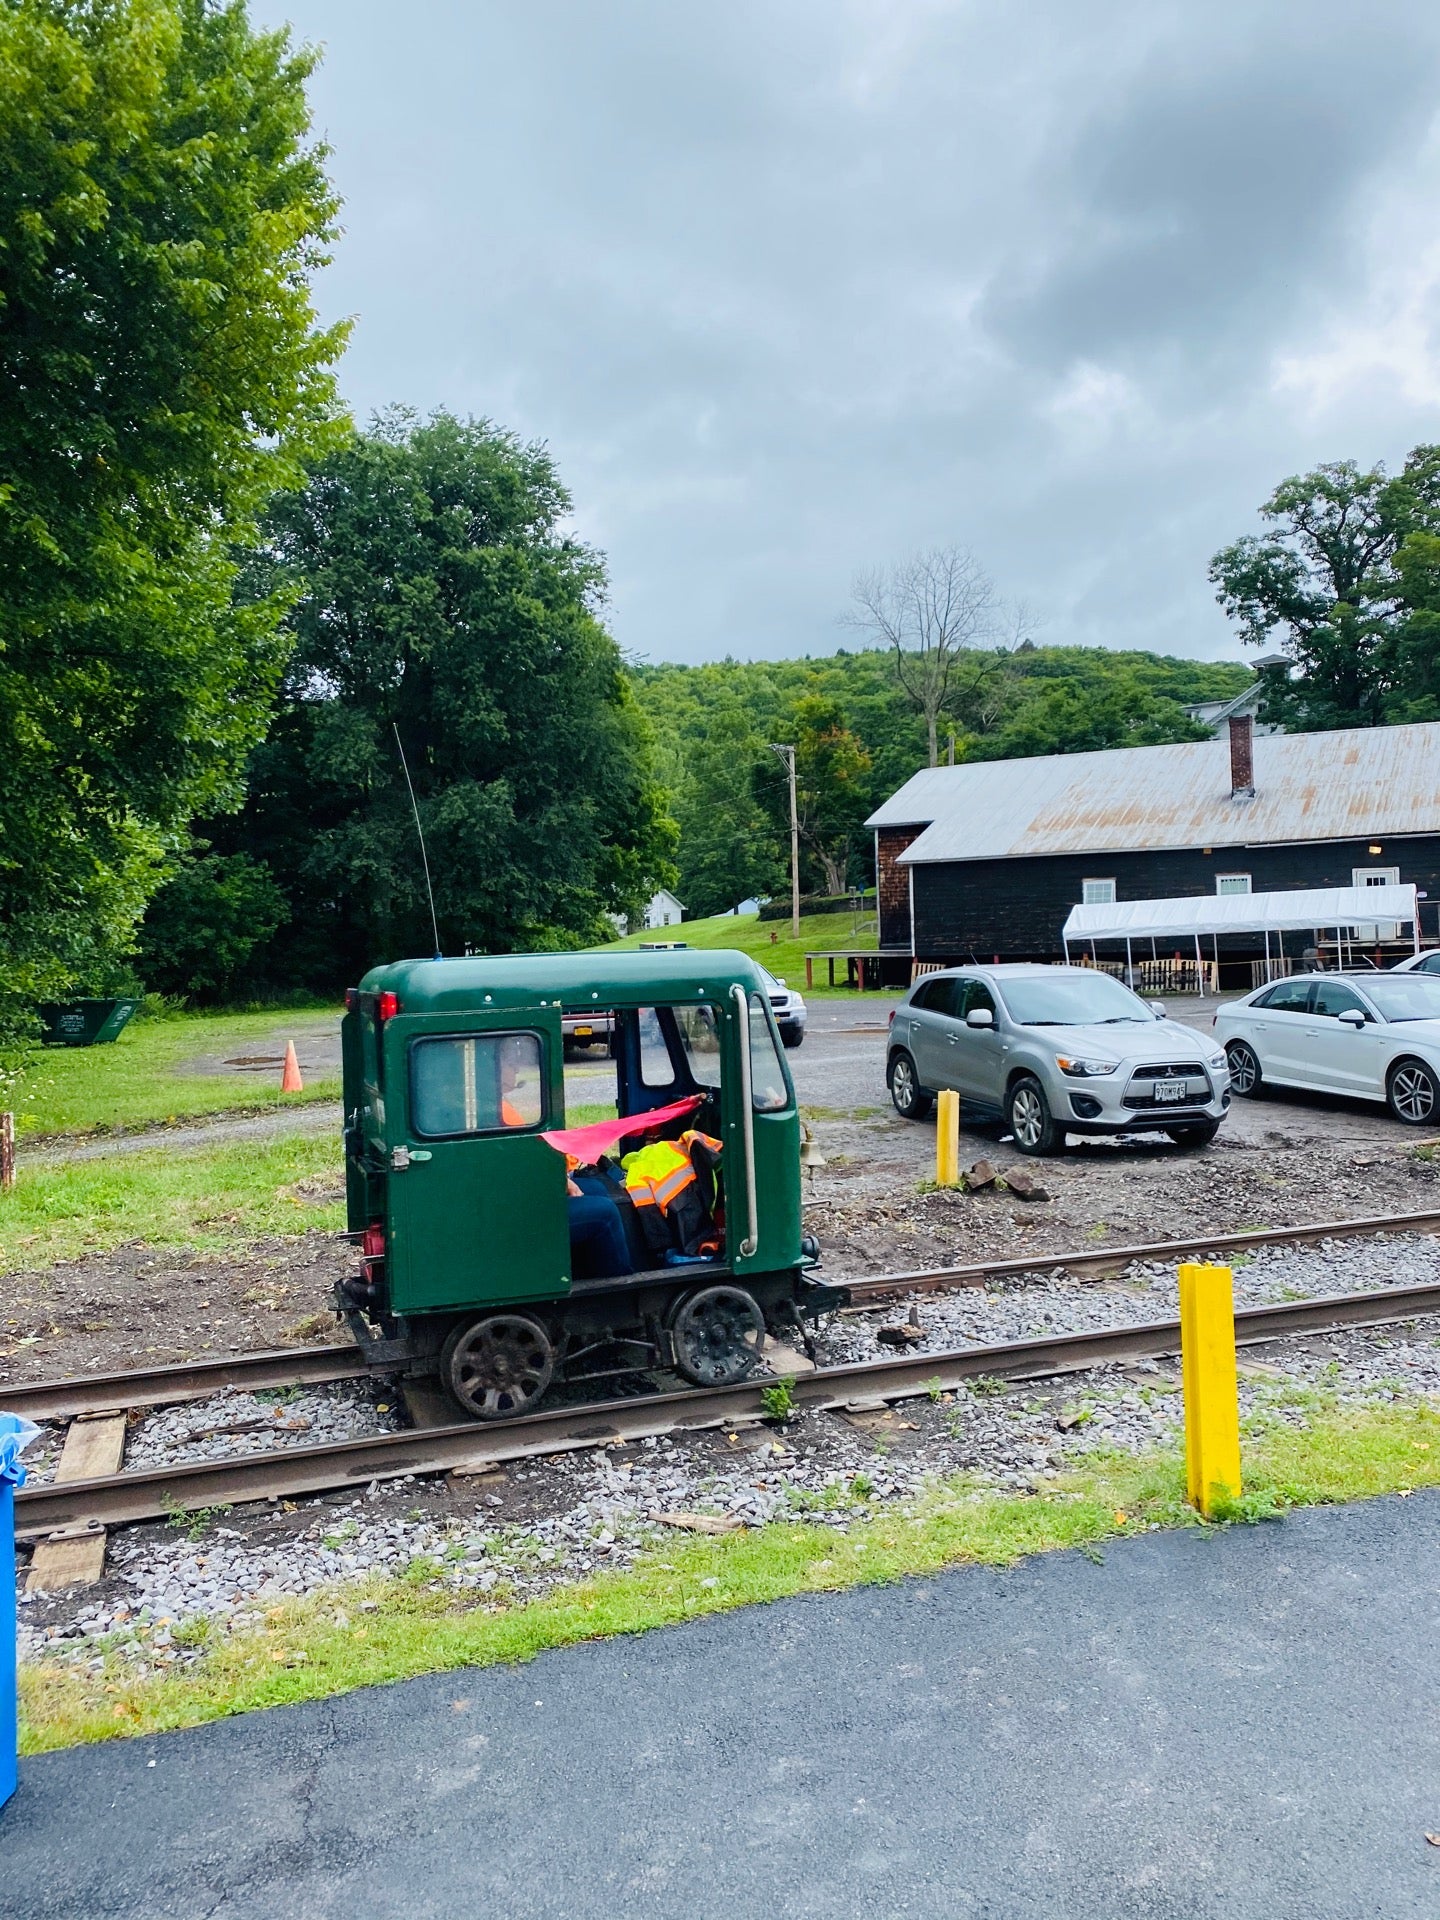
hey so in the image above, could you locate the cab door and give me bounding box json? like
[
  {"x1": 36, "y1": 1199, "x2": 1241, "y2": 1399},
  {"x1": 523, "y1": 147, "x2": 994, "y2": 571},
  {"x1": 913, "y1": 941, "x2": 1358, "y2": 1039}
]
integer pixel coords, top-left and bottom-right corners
[
  {"x1": 381, "y1": 1008, "x2": 571, "y2": 1315},
  {"x1": 729, "y1": 990, "x2": 802, "y2": 1279}
]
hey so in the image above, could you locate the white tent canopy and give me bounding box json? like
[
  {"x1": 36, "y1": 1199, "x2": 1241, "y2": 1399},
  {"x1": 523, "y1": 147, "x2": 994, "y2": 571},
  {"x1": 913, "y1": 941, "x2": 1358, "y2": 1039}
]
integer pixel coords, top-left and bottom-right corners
[{"x1": 1063, "y1": 883, "x2": 1419, "y2": 948}]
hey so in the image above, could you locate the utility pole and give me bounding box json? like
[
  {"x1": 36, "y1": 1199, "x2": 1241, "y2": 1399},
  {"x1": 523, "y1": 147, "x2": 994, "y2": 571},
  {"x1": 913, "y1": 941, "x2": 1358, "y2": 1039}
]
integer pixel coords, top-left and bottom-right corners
[{"x1": 769, "y1": 743, "x2": 800, "y2": 939}]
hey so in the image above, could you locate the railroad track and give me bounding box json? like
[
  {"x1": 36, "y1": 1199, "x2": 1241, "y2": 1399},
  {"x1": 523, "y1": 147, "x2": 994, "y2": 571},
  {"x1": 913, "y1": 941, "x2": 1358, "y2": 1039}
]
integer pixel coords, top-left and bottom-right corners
[
  {"x1": 6, "y1": 1205, "x2": 1440, "y2": 1426},
  {"x1": 14, "y1": 1274, "x2": 1440, "y2": 1541}
]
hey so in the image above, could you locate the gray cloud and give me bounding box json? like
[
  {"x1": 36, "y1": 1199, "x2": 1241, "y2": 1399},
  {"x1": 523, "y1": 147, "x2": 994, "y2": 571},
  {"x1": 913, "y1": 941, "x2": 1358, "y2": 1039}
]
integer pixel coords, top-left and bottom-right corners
[{"x1": 260, "y1": 0, "x2": 1440, "y2": 665}]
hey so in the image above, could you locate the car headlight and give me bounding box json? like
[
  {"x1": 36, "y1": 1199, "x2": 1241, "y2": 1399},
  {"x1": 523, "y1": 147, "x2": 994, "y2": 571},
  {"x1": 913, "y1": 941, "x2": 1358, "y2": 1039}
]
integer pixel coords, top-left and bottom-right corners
[
  {"x1": 1206, "y1": 1052, "x2": 1227, "y2": 1071},
  {"x1": 1055, "y1": 1055, "x2": 1118, "y2": 1077}
]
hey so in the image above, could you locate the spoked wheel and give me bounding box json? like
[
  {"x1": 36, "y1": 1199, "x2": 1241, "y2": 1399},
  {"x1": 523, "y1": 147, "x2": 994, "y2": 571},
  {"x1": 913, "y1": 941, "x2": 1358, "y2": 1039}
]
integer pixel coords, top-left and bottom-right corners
[
  {"x1": 1225, "y1": 1041, "x2": 1263, "y2": 1098},
  {"x1": 1388, "y1": 1058, "x2": 1440, "y2": 1126},
  {"x1": 669, "y1": 1285, "x2": 766, "y2": 1387},
  {"x1": 888, "y1": 1050, "x2": 933, "y2": 1121},
  {"x1": 1006, "y1": 1074, "x2": 1063, "y2": 1156},
  {"x1": 440, "y1": 1313, "x2": 555, "y2": 1419}
]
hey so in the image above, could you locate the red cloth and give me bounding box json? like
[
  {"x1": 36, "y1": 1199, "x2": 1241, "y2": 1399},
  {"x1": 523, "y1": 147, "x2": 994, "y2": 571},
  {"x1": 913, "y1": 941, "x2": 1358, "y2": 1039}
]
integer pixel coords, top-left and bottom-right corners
[{"x1": 540, "y1": 1093, "x2": 704, "y2": 1163}]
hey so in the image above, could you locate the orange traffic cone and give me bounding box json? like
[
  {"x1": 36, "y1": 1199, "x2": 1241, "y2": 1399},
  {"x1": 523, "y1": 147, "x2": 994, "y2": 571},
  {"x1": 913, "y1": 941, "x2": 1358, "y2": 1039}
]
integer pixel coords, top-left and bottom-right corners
[{"x1": 281, "y1": 1040, "x2": 304, "y2": 1093}]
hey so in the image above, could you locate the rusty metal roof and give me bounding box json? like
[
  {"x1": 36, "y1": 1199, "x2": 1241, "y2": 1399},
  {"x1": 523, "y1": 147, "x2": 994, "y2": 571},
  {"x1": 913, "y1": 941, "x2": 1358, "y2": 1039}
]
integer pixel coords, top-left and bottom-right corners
[{"x1": 863, "y1": 722, "x2": 1440, "y2": 863}]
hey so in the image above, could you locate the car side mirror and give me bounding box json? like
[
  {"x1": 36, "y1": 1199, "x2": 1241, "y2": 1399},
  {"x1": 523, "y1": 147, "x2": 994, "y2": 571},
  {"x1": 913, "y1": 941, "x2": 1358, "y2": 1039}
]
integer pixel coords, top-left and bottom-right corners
[
  {"x1": 1152, "y1": 1003, "x2": 1166, "y2": 1020},
  {"x1": 965, "y1": 1007, "x2": 994, "y2": 1029},
  {"x1": 1339, "y1": 1008, "x2": 1366, "y2": 1028}
]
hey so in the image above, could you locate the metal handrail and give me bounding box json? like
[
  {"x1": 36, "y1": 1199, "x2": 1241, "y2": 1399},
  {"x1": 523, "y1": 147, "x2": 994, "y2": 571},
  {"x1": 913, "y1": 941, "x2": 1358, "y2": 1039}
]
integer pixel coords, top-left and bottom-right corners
[{"x1": 730, "y1": 983, "x2": 759, "y2": 1257}]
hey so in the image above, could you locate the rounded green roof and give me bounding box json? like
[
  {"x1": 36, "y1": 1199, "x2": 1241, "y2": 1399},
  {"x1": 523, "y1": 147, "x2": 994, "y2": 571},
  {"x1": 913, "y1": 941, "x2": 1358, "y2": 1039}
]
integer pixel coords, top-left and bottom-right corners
[{"x1": 358, "y1": 948, "x2": 773, "y2": 1011}]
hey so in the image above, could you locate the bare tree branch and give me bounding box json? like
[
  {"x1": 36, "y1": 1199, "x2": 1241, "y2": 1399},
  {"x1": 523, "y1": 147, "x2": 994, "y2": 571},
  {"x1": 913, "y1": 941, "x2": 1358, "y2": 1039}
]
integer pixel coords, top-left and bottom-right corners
[{"x1": 843, "y1": 546, "x2": 1001, "y2": 765}]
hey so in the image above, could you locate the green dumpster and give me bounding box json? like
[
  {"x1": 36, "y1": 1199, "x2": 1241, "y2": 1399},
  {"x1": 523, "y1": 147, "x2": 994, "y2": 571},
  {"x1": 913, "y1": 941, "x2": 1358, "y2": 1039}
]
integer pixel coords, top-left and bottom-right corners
[{"x1": 37, "y1": 999, "x2": 139, "y2": 1047}]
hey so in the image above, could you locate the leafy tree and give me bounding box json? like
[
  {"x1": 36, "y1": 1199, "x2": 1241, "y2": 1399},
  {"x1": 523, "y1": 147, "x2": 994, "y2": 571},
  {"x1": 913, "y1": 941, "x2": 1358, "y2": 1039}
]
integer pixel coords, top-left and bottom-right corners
[
  {"x1": 630, "y1": 645, "x2": 1250, "y2": 909},
  {"x1": 771, "y1": 695, "x2": 873, "y2": 895},
  {"x1": 208, "y1": 411, "x2": 677, "y2": 986},
  {"x1": 0, "y1": 0, "x2": 345, "y2": 1039},
  {"x1": 1390, "y1": 532, "x2": 1440, "y2": 721},
  {"x1": 669, "y1": 706, "x2": 784, "y2": 919},
  {"x1": 1208, "y1": 448, "x2": 1440, "y2": 730},
  {"x1": 137, "y1": 852, "x2": 288, "y2": 1001}
]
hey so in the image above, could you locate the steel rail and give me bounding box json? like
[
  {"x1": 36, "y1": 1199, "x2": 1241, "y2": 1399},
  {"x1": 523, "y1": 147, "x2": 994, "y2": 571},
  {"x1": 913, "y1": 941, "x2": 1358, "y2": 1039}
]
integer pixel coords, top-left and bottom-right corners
[
  {"x1": 0, "y1": 1344, "x2": 371, "y2": 1425},
  {"x1": 842, "y1": 1205, "x2": 1440, "y2": 1298},
  {"x1": 16, "y1": 1276, "x2": 1440, "y2": 1540},
  {"x1": 5, "y1": 1206, "x2": 1440, "y2": 1425}
]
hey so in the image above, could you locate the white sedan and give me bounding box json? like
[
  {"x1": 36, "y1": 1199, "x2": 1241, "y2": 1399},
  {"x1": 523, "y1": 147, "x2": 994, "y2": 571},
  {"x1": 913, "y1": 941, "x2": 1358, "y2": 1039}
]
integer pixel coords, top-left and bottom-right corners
[
  {"x1": 1214, "y1": 971, "x2": 1440, "y2": 1125},
  {"x1": 1391, "y1": 949, "x2": 1440, "y2": 977}
]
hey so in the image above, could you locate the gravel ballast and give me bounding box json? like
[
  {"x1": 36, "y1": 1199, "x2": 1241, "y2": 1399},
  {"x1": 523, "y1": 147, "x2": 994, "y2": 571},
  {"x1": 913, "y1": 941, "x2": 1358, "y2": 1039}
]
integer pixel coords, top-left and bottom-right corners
[{"x1": 16, "y1": 1232, "x2": 1440, "y2": 1679}]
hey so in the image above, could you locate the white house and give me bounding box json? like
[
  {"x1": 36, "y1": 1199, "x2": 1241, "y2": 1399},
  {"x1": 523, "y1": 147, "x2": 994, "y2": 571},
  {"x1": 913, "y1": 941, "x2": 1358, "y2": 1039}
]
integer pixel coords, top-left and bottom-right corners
[{"x1": 641, "y1": 889, "x2": 685, "y2": 930}]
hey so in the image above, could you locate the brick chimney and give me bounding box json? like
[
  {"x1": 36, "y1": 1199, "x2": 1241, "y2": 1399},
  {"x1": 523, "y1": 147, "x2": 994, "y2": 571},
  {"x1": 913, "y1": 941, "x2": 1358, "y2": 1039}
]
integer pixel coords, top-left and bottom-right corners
[{"x1": 1229, "y1": 713, "x2": 1255, "y2": 797}]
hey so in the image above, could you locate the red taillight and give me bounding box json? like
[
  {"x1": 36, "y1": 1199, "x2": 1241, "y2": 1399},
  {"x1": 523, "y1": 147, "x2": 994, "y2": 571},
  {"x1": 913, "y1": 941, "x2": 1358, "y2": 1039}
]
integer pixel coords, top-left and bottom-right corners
[
  {"x1": 377, "y1": 990, "x2": 400, "y2": 1021},
  {"x1": 345, "y1": 988, "x2": 359, "y2": 1011},
  {"x1": 362, "y1": 1223, "x2": 385, "y2": 1258},
  {"x1": 887, "y1": 1009, "x2": 896, "y2": 1028}
]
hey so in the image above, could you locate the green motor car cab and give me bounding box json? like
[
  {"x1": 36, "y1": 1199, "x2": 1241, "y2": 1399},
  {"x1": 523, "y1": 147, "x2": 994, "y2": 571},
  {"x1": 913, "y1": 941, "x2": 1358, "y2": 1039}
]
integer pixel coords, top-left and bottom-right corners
[{"x1": 338, "y1": 950, "x2": 845, "y2": 1419}]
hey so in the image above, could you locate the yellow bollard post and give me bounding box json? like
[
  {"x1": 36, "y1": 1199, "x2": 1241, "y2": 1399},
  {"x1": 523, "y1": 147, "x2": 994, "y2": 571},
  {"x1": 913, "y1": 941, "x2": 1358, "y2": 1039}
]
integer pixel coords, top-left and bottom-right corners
[
  {"x1": 935, "y1": 1088, "x2": 960, "y2": 1188},
  {"x1": 1178, "y1": 1262, "x2": 1242, "y2": 1516}
]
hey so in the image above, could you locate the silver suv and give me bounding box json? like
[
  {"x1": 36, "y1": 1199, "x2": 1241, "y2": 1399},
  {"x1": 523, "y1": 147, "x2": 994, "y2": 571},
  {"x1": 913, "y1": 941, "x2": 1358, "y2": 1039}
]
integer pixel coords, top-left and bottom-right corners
[{"x1": 886, "y1": 964, "x2": 1231, "y2": 1154}]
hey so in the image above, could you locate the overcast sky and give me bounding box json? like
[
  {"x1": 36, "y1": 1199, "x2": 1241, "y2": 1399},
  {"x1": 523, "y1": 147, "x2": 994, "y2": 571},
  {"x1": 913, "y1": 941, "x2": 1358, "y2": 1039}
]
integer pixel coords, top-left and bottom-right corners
[{"x1": 258, "y1": 1, "x2": 1440, "y2": 667}]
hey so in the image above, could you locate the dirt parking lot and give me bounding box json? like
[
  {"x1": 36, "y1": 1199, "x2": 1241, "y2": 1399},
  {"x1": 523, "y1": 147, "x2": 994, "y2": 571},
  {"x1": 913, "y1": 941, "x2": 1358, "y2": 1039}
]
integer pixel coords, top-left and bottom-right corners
[{"x1": 791, "y1": 995, "x2": 1440, "y2": 1280}]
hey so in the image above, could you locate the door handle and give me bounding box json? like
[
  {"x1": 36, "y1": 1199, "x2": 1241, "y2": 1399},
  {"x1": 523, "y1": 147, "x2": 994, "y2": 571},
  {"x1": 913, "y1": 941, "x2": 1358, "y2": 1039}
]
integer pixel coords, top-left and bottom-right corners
[{"x1": 390, "y1": 1146, "x2": 432, "y2": 1170}]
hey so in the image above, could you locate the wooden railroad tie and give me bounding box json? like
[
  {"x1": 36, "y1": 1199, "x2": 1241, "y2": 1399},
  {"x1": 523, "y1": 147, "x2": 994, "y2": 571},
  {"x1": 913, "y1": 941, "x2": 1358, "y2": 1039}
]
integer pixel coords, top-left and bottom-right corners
[{"x1": 26, "y1": 1410, "x2": 127, "y2": 1592}]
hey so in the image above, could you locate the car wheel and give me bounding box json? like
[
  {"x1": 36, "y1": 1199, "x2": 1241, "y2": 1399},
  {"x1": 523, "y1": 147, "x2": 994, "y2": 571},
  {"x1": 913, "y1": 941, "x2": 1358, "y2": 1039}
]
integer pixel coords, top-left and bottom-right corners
[
  {"x1": 1167, "y1": 1121, "x2": 1219, "y2": 1149},
  {"x1": 1006, "y1": 1074, "x2": 1063, "y2": 1156},
  {"x1": 888, "y1": 1050, "x2": 933, "y2": 1120},
  {"x1": 1225, "y1": 1040, "x2": 1263, "y2": 1098},
  {"x1": 1387, "y1": 1057, "x2": 1440, "y2": 1125},
  {"x1": 780, "y1": 1025, "x2": 805, "y2": 1050}
]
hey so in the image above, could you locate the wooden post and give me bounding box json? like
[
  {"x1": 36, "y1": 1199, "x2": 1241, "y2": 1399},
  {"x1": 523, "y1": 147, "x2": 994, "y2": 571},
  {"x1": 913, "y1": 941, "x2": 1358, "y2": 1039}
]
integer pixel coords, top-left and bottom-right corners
[
  {"x1": 0, "y1": 1111, "x2": 13, "y2": 1193},
  {"x1": 1178, "y1": 1262, "x2": 1242, "y2": 1516},
  {"x1": 805, "y1": 956, "x2": 814, "y2": 990},
  {"x1": 935, "y1": 1089, "x2": 961, "y2": 1188}
]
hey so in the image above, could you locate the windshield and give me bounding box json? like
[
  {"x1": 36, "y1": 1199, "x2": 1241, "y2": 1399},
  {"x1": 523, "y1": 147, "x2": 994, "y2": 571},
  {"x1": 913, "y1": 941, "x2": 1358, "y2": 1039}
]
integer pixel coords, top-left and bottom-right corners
[
  {"x1": 997, "y1": 971, "x2": 1154, "y2": 1027},
  {"x1": 1359, "y1": 975, "x2": 1440, "y2": 1024}
]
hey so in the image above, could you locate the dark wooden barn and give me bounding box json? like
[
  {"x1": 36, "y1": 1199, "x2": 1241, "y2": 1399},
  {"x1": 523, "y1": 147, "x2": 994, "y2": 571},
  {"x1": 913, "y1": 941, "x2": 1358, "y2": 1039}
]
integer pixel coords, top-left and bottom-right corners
[{"x1": 866, "y1": 717, "x2": 1440, "y2": 980}]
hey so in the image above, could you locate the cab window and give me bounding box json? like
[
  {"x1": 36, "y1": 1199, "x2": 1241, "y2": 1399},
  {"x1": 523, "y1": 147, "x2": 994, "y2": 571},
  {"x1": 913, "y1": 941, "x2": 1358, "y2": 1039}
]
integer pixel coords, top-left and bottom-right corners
[
  {"x1": 674, "y1": 1005, "x2": 723, "y2": 1088},
  {"x1": 747, "y1": 998, "x2": 790, "y2": 1112},
  {"x1": 637, "y1": 1006, "x2": 676, "y2": 1088},
  {"x1": 410, "y1": 1031, "x2": 544, "y2": 1137},
  {"x1": 962, "y1": 980, "x2": 996, "y2": 1019}
]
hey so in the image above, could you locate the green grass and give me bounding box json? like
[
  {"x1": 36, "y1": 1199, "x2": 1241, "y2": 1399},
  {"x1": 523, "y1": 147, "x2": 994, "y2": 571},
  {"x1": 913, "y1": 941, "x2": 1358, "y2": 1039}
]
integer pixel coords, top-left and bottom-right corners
[
  {"x1": 0, "y1": 1133, "x2": 346, "y2": 1272},
  {"x1": 10, "y1": 1009, "x2": 343, "y2": 1142},
  {"x1": 591, "y1": 908, "x2": 884, "y2": 996},
  {"x1": 19, "y1": 1399, "x2": 1440, "y2": 1754}
]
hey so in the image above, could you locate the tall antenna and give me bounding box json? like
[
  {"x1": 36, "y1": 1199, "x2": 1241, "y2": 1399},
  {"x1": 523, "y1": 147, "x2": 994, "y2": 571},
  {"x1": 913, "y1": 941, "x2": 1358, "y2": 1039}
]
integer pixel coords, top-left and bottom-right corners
[{"x1": 393, "y1": 722, "x2": 443, "y2": 960}]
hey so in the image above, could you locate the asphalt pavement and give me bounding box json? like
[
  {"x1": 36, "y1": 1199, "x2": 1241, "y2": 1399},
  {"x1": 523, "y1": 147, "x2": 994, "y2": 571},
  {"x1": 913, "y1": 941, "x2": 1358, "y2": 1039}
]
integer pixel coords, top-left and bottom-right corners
[{"x1": 4, "y1": 1492, "x2": 1439, "y2": 1918}]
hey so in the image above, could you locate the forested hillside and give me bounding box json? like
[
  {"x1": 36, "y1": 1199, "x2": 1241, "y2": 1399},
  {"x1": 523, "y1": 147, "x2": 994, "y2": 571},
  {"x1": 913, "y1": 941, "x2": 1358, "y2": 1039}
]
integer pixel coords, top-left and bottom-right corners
[{"x1": 631, "y1": 645, "x2": 1251, "y2": 918}]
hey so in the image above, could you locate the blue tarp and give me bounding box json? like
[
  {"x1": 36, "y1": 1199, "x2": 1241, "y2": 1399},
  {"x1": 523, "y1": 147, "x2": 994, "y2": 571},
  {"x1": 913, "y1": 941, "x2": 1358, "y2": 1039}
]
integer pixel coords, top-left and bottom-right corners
[{"x1": 2, "y1": 1413, "x2": 39, "y2": 1811}]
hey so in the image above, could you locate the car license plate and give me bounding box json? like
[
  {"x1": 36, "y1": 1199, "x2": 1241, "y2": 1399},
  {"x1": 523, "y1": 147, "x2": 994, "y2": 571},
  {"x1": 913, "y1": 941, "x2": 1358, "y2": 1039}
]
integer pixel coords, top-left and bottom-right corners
[
  {"x1": 1155, "y1": 1078, "x2": 1187, "y2": 1103},
  {"x1": 574, "y1": 1026, "x2": 592, "y2": 1038}
]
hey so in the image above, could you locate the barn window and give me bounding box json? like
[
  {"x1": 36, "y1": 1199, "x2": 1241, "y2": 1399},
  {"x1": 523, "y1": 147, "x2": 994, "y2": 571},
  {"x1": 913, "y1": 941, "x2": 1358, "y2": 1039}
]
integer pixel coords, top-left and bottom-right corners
[
  {"x1": 1216, "y1": 874, "x2": 1252, "y2": 896},
  {"x1": 1081, "y1": 878, "x2": 1116, "y2": 905}
]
